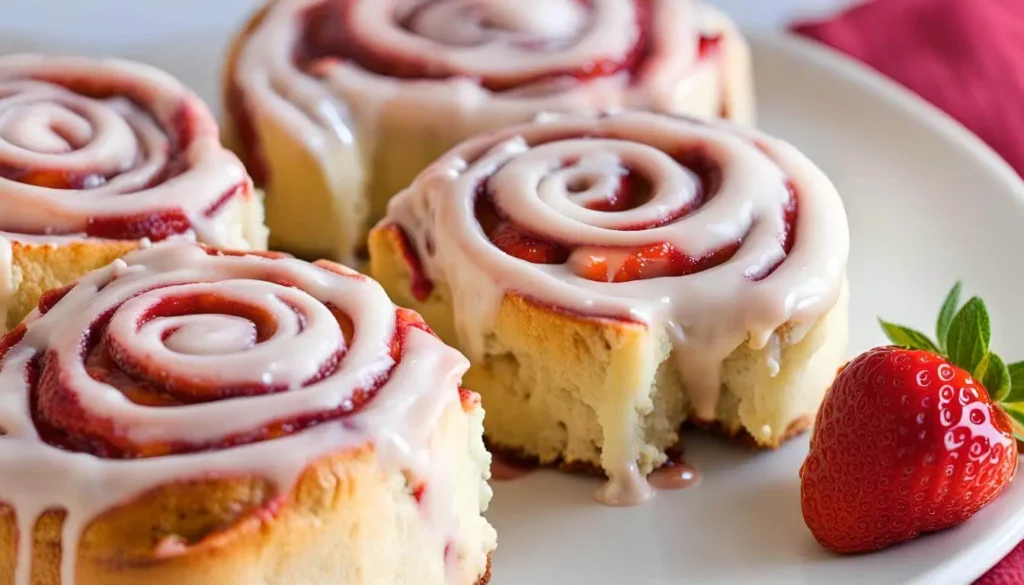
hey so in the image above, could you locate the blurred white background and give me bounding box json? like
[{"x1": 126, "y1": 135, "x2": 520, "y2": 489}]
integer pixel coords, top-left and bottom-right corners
[{"x1": 0, "y1": 0, "x2": 859, "y2": 112}]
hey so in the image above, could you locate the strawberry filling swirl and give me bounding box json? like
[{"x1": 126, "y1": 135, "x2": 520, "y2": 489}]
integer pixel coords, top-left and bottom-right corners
[
  {"x1": 0, "y1": 245, "x2": 433, "y2": 459},
  {"x1": 393, "y1": 114, "x2": 799, "y2": 302},
  {"x1": 472, "y1": 145, "x2": 796, "y2": 286},
  {"x1": 0, "y1": 55, "x2": 253, "y2": 243},
  {"x1": 228, "y1": 0, "x2": 726, "y2": 184}
]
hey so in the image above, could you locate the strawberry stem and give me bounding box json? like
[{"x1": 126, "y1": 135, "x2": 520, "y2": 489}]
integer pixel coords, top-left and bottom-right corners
[{"x1": 879, "y1": 282, "x2": 1024, "y2": 441}]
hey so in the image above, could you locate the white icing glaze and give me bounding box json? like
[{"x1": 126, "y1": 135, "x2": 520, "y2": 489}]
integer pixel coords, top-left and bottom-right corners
[
  {"x1": 350, "y1": 0, "x2": 637, "y2": 80},
  {"x1": 235, "y1": 0, "x2": 731, "y2": 130},
  {"x1": 232, "y1": 0, "x2": 750, "y2": 262},
  {"x1": 0, "y1": 54, "x2": 260, "y2": 247},
  {"x1": 0, "y1": 242, "x2": 471, "y2": 584},
  {"x1": 383, "y1": 111, "x2": 849, "y2": 505}
]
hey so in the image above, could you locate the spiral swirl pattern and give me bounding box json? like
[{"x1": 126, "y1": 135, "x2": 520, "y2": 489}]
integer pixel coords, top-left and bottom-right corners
[
  {"x1": 296, "y1": 0, "x2": 661, "y2": 91},
  {"x1": 0, "y1": 242, "x2": 469, "y2": 585},
  {"x1": 384, "y1": 111, "x2": 849, "y2": 418},
  {"x1": 232, "y1": 0, "x2": 731, "y2": 154},
  {"x1": 227, "y1": 0, "x2": 749, "y2": 262},
  {"x1": 0, "y1": 55, "x2": 255, "y2": 244}
]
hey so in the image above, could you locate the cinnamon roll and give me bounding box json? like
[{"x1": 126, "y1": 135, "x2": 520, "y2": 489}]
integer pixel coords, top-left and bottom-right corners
[
  {"x1": 224, "y1": 0, "x2": 752, "y2": 263},
  {"x1": 0, "y1": 242, "x2": 495, "y2": 585},
  {"x1": 370, "y1": 111, "x2": 849, "y2": 505},
  {"x1": 0, "y1": 55, "x2": 268, "y2": 331}
]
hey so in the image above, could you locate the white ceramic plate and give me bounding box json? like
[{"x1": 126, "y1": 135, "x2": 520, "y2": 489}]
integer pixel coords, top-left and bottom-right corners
[
  {"x1": 487, "y1": 34, "x2": 1024, "y2": 585},
  {"x1": 4, "y1": 5, "x2": 1024, "y2": 583}
]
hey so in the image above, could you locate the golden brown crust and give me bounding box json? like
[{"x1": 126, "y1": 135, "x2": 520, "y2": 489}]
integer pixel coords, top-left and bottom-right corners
[
  {"x1": 1, "y1": 400, "x2": 493, "y2": 585},
  {"x1": 0, "y1": 448, "x2": 353, "y2": 585},
  {"x1": 4, "y1": 239, "x2": 140, "y2": 330}
]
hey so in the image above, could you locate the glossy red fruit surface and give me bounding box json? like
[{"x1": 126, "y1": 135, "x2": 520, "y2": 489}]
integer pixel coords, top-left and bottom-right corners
[{"x1": 801, "y1": 346, "x2": 1018, "y2": 554}]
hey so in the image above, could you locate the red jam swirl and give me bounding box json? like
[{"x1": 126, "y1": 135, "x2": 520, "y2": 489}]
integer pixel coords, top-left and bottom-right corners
[
  {"x1": 0, "y1": 247, "x2": 436, "y2": 460},
  {"x1": 0, "y1": 56, "x2": 253, "y2": 242},
  {"x1": 294, "y1": 0, "x2": 662, "y2": 90},
  {"x1": 226, "y1": 0, "x2": 731, "y2": 185},
  {"x1": 393, "y1": 130, "x2": 797, "y2": 286},
  {"x1": 473, "y1": 141, "x2": 778, "y2": 283}
]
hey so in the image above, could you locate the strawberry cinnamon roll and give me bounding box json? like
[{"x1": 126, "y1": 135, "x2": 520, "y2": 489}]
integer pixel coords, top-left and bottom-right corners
[
  {"x1": 0, "y1": 55, "x2": 268, "y2": 331},
  {"x1": 370, "y1": 111, "x2": 849, "y2": 505},
  {"x1": 0, "y1": 242, "x2": 495, "y2": 585},
  {"x1": 224, "y1": 0, "x2": 752, "y2": 263}
]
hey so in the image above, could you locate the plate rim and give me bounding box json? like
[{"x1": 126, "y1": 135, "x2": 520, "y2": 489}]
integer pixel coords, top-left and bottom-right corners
[
  {"x1": 751, "y1": 32, "x2": 1024, "y2": 585},
  {"x1": 750, "y1": 32, "x2": 1024, "y2": 199}
]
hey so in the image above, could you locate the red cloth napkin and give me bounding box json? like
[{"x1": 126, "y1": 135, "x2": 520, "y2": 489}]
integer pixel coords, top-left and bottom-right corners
[
  {"x1": 978, "y1": 542, "x2": 1024, "y2": 585},
  {"x1": 793, "y1": 0, "x2": 1024, "y2": 580},
  {"x1": 793, "y1": 0, "x2": 1024, "y2": 177}
]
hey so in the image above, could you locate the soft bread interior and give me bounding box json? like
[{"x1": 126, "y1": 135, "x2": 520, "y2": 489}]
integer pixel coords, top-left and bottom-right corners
[{"x1": 371, "y1": 225, "x2": 849, "y2": 475}]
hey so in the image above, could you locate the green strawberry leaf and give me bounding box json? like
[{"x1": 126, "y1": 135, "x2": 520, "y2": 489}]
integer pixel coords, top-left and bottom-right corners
[
  {"x1": 977, "y1": 352, "x2": 1010, "y2": 402},
  {"x1": 878, "y1": 319, "x2": 939, "y2": 352},
  {"x1": 880, "y1": 283, "x2": 1024, "y2": 426},
  {"x1": 1006, "y1": 361, "x2": 1024, "y2": 403},
  {"x1": 1000, "y1": 402, "x2": 1024, "y2": 442},
  {"x1": 945, "y1": 297, "x2": 990, "y2": 374},
  {"x1": 936, "y1": 281, "x2": 962, "y2": 352}
]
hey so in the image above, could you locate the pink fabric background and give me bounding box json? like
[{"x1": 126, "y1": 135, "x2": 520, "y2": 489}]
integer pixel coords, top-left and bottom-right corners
[
  {"x1": 793, "y1": 0, "x2": 1024, "y2": 176},
  {"x1": 793, "y1": 0, "x2": 1024, "y2": 581}
]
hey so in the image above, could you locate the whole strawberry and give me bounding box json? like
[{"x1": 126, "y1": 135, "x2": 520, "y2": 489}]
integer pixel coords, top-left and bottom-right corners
[{"x1": 801, "y1": 283, "x2": 1024, "y2": 554}]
